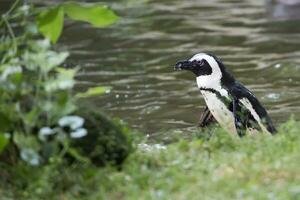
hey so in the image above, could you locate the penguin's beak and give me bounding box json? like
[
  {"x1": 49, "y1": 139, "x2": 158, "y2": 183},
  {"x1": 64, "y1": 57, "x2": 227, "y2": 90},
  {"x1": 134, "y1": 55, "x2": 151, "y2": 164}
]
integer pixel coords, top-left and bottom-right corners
[{"x1": 174, "y1": 60, "x2": 192, "y2": 71}]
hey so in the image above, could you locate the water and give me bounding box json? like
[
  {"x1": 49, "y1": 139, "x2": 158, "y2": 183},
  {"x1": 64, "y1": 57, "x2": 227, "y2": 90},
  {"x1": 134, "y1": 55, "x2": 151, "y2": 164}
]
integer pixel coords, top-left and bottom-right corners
[{"x1": 1, "y1": 0, "x2": 300, "y2": 136}]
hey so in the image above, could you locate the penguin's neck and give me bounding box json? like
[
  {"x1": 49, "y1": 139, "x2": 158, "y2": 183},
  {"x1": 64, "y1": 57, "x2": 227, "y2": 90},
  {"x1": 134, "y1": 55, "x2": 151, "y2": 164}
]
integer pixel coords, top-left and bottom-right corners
[
  {"x1": 196, "y1": 70, "x2": 235, "y2": 98},
  {"x1": 196, "y1": 76, "x2": 229, "y2": 98}
]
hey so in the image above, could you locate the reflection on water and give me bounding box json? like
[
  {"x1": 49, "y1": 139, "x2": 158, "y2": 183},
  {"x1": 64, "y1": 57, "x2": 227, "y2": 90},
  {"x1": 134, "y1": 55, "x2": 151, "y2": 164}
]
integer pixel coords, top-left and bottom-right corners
[{"x1": 1, "y1": 0, "x2": 300, "y2": 136}]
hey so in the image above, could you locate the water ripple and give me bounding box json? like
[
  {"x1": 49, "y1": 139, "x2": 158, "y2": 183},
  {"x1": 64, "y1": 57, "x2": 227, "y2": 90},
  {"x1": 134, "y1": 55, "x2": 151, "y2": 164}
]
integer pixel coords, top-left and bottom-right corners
[{"x1": 58, "y1": 0, "x2": 300, "y2": 134}]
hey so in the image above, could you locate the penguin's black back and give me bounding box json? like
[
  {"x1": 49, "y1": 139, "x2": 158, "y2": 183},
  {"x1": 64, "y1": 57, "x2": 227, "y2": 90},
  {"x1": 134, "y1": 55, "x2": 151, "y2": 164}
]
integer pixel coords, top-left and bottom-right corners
[{"x1": 229, "y1": 82, "x2": 277, "y2": 134}]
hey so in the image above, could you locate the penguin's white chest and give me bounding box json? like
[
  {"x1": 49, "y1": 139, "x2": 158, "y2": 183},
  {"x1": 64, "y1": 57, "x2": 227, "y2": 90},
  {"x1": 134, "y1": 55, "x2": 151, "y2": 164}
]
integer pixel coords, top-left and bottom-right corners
[{"x1": 201, "y1": 91, "x2": 237, "y2": 136}]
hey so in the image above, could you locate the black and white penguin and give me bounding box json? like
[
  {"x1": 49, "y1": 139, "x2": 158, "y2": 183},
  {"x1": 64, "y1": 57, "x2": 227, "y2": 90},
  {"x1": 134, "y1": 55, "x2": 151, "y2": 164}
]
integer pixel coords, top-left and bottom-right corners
[{"x1": 174, "y1": 53, "x2": 276, "y2": 137}]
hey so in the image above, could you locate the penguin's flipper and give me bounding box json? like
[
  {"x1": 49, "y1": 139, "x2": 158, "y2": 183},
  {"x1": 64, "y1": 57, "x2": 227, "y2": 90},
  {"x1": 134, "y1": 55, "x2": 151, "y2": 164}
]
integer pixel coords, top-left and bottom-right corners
[
  {"x1": 231, "y1": 82, "x2": 277, "y2": 134},
  {"x1": 198, "y1": 106, "x2": 216, "y2": 127},
  {"x1": 232, "y1": 97, "x2": 246, "y2": 137}
]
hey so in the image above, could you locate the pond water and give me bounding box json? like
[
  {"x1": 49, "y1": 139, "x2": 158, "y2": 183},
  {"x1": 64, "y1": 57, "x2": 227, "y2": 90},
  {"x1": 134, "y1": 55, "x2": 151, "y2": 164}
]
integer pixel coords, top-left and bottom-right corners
[{"x1": 2, "y1": 0, "x2": 300, "y2": 136}]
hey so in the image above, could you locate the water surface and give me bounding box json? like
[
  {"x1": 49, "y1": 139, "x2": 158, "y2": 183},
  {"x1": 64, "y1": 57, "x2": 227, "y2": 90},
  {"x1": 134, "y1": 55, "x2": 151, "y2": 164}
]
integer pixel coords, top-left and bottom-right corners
[{"x1": 2, "y1": 0, "x2": 300, "y2": 136}]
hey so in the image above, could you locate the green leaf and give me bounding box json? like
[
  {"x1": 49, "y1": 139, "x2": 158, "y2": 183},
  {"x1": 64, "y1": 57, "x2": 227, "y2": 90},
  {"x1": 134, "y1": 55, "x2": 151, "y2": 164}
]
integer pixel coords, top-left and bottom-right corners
[
  {"x1": 36, "y1": 6, "x2": 64, "y2": 43},
  {"x1": 0, "y1": 112, "x2": 11, "y2": 132},
  {"x1": 0, "y1": 134, "x2": 9, "y2": 154},
  {"x1": 76, "y1": 86, "x2": 112, "y2": 98},
  {"x1": 13, "y1": 133, "x2": 40, "y2": 151},
  {"x1": 45, "y1": 68, "x2": 77, "y2": 92},
  {"x1": 23, "y1": 108, "x2": 39, "y2": 129},
  {"x1": 68, "y1": 147, "x2": 90, "y2": 163},
  {"x1": 64, "y1": 3, "x2": 119, "y2": 27},
  {"x1": 22, "y1": 41, "x2": 69, "y2": 73}
]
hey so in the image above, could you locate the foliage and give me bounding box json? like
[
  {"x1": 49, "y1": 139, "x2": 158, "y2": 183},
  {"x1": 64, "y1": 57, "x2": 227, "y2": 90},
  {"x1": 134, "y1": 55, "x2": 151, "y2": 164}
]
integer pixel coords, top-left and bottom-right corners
[
  {"x1": 72, "y1": 105, "x2": 134, "y2": 166},
  {"x1": 37, "y1": 2, "x2": 119, "y2": 43},
  {"x1": 0, "y1": 1, "x2": 127, "y2": 166},
  {"x1": 0, "y1": 31, "x2": 77, "y2": 165},
  {"x1": 0, "y1": 119, "x2": 299, "y2": 199},
  {"x1": 0, "y1": 134, "x2": 9, "y2": 154},
  {"x1": 63, "y1": 3, "x2": 119, "y2": 27},
  {"x1": 76, "y1": 86, "x2": 111, "y2": 98},
  {"x1": 37, "y1": 6, "x2": 65, "y2": 43}
]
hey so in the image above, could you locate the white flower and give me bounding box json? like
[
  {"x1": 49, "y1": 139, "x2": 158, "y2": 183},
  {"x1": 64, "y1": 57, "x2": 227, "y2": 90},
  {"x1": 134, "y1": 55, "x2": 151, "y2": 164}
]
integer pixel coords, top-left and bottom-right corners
[
  {"x1": 70, "y1": 128, "x2": 87, "y2": 138},
  {"x1": 39, "y1": 127, "x2": 55, "y2": 136},
  {"x1": 20, "y1": 148, "x2": 40, "y2": 166},
  {"x1": 38, "y1": 127, "x2": 55, "y2": 141},
  {"x1": 58, "y1": 115, "x2": 84, "y2": 130}
]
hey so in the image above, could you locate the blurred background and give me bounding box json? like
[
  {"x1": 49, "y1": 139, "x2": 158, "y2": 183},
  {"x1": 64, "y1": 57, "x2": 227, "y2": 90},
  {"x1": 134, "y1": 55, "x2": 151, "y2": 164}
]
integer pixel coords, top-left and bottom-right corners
[{"x1": 1, "y1": 0, "x2": 300, "y2": 136}]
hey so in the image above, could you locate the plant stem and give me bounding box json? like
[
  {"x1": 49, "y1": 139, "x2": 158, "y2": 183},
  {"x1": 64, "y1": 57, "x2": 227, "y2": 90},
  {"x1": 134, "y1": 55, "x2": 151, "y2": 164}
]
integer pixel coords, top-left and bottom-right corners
[
  {"x1": 2, "y1": 16, "x2": 17, "y2": 54},
  {"x1": 0, "y1": 0, "x2": 21, "y2": 27}
]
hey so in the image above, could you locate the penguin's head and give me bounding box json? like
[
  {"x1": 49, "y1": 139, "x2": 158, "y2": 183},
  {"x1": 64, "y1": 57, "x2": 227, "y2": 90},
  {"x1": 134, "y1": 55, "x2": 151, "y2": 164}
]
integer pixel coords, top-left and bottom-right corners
[
  {"x1": 174, "y1": 53, "x2": 235, "y2": 89},
  {"x1": 174, "y1": 53, "x2": 221, "y2": 77}
]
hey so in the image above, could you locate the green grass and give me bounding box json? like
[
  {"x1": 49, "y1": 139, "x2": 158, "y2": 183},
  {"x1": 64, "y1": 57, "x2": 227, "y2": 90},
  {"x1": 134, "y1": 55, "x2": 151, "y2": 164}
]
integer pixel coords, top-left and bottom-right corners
[{"x1": 1, "y1": 119, "x2": 300, "y2": 200}]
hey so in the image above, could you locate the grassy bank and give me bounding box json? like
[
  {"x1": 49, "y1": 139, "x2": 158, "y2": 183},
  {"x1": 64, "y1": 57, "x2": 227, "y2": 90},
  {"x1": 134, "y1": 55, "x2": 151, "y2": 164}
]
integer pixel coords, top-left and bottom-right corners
[{"x1": 1, "y1": 119, "x2": 300, "y2": 200}]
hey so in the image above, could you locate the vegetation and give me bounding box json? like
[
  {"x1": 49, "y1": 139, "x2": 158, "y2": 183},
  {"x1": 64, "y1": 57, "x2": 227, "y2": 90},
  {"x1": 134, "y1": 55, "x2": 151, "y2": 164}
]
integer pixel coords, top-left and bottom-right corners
[
  {"x1": 0, "y1": 120, "x2": 299, "y2": 199},
  {"x1": 0, "y1": 1, "x2": 131, "y2": 166}
]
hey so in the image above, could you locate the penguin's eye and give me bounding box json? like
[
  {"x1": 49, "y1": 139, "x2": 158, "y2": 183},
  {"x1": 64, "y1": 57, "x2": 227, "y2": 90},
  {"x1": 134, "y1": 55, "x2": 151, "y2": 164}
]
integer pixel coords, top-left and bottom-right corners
[{"x1": 197, "y1": 60, "x2": 205, "y2": 66}]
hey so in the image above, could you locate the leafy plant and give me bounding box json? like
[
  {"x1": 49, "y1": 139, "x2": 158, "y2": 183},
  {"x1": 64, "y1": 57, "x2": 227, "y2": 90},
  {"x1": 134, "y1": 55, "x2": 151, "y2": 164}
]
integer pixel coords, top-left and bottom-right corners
[
  {"x1": 37, "y1": 2, "x2": 119, "y2": 43},
  {"x1": 0, "y1": 1, "x2": 129, "y2": 166}
]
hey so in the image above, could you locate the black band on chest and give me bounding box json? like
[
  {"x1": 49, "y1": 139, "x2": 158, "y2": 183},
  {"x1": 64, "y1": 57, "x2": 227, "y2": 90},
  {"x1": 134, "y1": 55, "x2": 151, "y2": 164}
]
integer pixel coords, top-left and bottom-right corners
[{"x1": 199, "y1": 87, "x2": 232, "y2": 109}]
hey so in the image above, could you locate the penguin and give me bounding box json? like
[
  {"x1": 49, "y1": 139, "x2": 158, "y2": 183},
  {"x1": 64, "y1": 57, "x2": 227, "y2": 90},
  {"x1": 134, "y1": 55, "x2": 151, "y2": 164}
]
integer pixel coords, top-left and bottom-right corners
[{"x1": 174, "y1": 53, "x2": 276, "y2": 137}]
